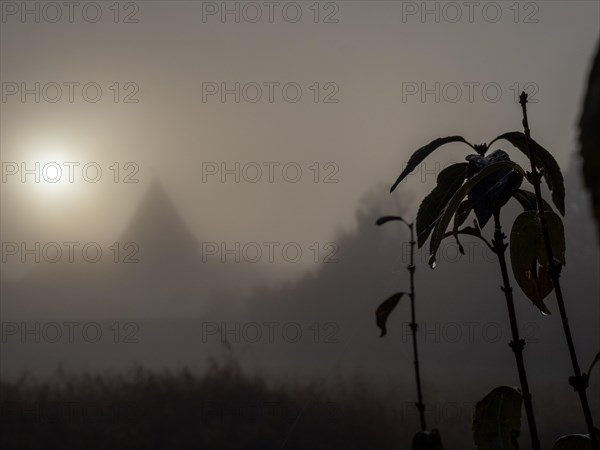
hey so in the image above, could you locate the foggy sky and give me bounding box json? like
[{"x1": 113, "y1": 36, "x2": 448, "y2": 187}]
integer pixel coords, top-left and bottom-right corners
[
  {"x1": 2, "y1": 1, "x2": 599, "y2": 283},
  {"x1": 1, "y1": 4, "x2": 599, "y2": 445}
]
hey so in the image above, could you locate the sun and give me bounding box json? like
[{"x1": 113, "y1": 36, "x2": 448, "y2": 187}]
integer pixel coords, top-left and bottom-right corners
[{"x1": 27, "y1": 144, "x2": 78, "y2": 196}]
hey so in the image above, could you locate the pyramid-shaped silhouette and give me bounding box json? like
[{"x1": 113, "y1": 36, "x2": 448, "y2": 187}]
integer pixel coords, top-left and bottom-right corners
[
  {"x1": 2, "y1": 179, "x2": 214, "y2": 320},
  {"x1": 118, "y1": 179, "x2": 200, "y2": 267}
]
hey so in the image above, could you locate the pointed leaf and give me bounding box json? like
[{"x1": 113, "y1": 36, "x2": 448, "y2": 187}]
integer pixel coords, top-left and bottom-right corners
[
  {"x1": 494, "y1": 169, "x2": 524, "y2": 213},
  {"x1": 466, "y1": 150, "x2": 523, "y2": 229},
  {"x1": 490, "y1": 132, "x2": 565, "y2": 215},
  {"x1": 376, "y1": 292, "x2": 405, "y2": 337},
  {"x1": 428, "y1": 161, "x2": 527, "y2": 267},
  {"x1": 512, "y1": 189, "x2": 553, "y2": 212},
  {"x1": 509, "y1": 212, "x2": 553, "y2": 313},
  {"x1": 538, "y1": 211, "x2": 566, "y2": 268},
  {"x1": 510, "y1": 211, "x2": 565, "y2": 314},
  {"x1": 453, "y1": 200, "x2": 473, "y2": 232},
  {"x1": 391, "y1": 136, "x2": 473, "y2": 192},
  {"x1": 472, "y1": 386, "x2": 522, "y2": 450},
  {"x1": 469, "y1": 169, "x2": 523, "y2": 229},
  {"x1": 416, "y1": 163, "x2": 467, "y2": 247}
]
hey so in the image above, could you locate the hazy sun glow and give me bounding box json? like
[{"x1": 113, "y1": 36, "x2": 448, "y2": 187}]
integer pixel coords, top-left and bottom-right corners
[{"x1": 26, "y1": 143, "x2": 78, "y2": 197}]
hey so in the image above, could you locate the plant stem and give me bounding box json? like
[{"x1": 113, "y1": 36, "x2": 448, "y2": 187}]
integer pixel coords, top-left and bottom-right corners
[
  {"x1": 493, "y1": 210, "x2": 541, "y2": 450},
  {"x1": 408, "y1": 223, "x2": 427, "y2": 431},
  {"x1": 519, "y1": 92, "x2": 598, "y2": 449}
]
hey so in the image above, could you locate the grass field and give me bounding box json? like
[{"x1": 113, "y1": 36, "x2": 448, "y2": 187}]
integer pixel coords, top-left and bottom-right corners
[{"x1": 1, "y1": 360, "x2": 414, "y2": 450}]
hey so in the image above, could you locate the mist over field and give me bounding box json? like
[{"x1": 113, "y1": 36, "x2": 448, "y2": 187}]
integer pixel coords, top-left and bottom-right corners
[{"x1": 1, "y1": 1, "x2": 599, "y2": 449}]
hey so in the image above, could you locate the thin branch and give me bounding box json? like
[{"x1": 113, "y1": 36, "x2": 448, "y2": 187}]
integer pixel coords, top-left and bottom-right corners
[
  {"x1": 492, "y1": 210, "x2": 541, "y2": 450},
  {"x1": 519, "y1": 92, "x2": 598, "y2": 449},
  {"x1": 407, "y1": 223, "x2": 427, "y2": 431},
  {"x1": 443, "y1": 224, "x2": 494, "y2": 253}
]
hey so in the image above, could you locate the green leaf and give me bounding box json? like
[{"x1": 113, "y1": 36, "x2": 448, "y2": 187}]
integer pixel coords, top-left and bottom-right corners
[
  {"x1": 490, "y1": 132, "x2": 565, "y2": 215},
  {"x1": 412, "y1": 429, "x2": 444, "y2": 450},
  {"x1": 376, "y1": 292, "x2": 405, "y2": 337},
  {"x1": 509, "y1": 212, "x2": 553, "y2": 314},
  {"x1": 472, "y1": 386, "x2": 522, "y2": 450},
  {"x1": 552, "y1": 434, "x2": 593, "y2": 450},
  {"x1": 540, "y1": 211, "x2": 566, "y2": 267},
  {"x1": 468, "y1": 165, "x2": 523, "y2": 229},
  {"x1": 454, "y1": 200, "x2": 473, "y2": 230},
  {"x1": 586, "y1": 352, "x2": 600, "y2": 378},
  {"x1": 465, "y1": 150, "x2": 522, "y2": 229},
  {"x1": 428, "y1": 161, "x2": 527, "y2": 267},
  {"x1": 376, "y1": 216, "x2": 408, "y2": 226},
  {"x1": 416, "y1": 163, "x2": 467, "y2": 248},
  {"x1": 509, "y1": 211, "x2": 566, "y2": 314},
  {"x1": 512, "y1": 189, "x2": 553, "y2": 212},
  {"x1": 391, "y1": 136, "x2": 473, "y2": 192},
  {"x1": 453, "y1": 200, "x2": 473, "y2": 232},
  {"x1": 493, "y1": 170, "x2": 524, "y2": 214}
]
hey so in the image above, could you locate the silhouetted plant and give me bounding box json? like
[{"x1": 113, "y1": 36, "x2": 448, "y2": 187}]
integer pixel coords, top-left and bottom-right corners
[
  {"x1": 519, "y1": 93, "x2": 599, "y2": 450},
  {"x1": 549, "y1": 351, "x2": 600, "y2": 449},
  {"x1": 472, "y1": 386, "x2": 523, "y2": 450},
  {"x1": 390, "y1": 92, "x2": 600, "y2": 449},
  {"x1": 578, "y1": 38, "x2": 600, "y2": 241},
  {"x1": 471, "y1": 352, "x2": 600, "y2": 450},
  {"x1": 387, "y1": 96, "x2": 577, "y2": 449},
  {"x1": 374, "y1": 216, "x2": 443, "y2": 449}
]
